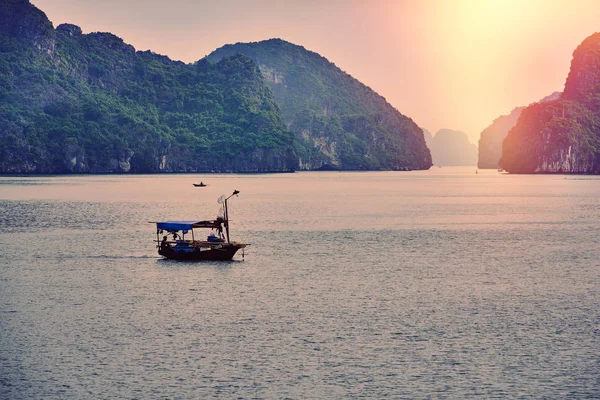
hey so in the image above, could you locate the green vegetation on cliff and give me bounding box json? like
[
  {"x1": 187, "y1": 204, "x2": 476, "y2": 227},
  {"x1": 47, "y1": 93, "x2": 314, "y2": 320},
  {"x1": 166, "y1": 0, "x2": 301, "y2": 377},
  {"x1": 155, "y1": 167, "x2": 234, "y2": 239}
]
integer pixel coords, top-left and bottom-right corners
[
  {"x1": 478, "y1": 92, "x2": 559, "y2": 169},
  {"x1": 0, "y1": 0, "x2": 296, "y2": 173},
  {"x1": 500, "y1": 99, "x2": 600, "y2": 173},
  {"x1": 207, "y1": 39, "x2": 432, "y2": 171},
  {"x1": 500, "y1": 33, "x2": 600, "y2": 174}
]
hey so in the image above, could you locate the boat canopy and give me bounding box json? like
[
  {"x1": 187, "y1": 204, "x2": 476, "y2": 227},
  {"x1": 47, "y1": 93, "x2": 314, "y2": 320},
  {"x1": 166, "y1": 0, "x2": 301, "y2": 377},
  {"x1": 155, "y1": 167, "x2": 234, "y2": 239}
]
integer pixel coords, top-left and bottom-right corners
[{"x1": 156, "y1": 219, "x2": 223, "y2": 231}]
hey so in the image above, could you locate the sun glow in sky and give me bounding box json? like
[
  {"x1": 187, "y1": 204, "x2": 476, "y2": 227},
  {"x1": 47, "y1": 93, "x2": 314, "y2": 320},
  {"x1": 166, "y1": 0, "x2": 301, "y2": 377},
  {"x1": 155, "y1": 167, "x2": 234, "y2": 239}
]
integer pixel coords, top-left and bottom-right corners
[{"x1": 33, "y1": 0, "x2": 600, "y2": 144}]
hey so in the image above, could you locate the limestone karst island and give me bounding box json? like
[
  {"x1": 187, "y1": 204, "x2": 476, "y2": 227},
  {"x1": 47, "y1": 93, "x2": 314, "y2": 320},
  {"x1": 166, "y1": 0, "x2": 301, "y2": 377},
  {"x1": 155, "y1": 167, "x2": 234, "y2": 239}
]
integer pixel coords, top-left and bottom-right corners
[
  {"x1": 1, "y1": 0, "x2": 600, "y2": 174},
  {"x1": 0, "y1": 0, "x2": 431, "y2": 174}
]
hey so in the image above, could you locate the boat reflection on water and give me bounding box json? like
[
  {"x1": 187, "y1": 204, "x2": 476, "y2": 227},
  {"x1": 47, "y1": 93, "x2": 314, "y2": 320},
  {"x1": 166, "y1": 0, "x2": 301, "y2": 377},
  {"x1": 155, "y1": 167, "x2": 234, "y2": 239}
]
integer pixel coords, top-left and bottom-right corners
[{"x1": 153, "y1": 190, "x2": 248, "y2": 261}]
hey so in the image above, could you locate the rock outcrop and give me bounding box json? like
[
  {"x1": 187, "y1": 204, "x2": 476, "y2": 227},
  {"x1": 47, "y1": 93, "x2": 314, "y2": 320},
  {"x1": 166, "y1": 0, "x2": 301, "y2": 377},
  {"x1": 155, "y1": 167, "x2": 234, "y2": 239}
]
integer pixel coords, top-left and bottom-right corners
[
  {"x1": 478, "y1": 107, "x2": 524, "y2": 169},
  {"x1": 500, "y1": 33, "x2": 600, "y2": 174},
  {"x1": 0, "y1": 0, "x2": 297, "y2": 173},
  {"x1": 426, "y1": 129, "x2": 478, "y2": 166},
  {"x1": 207, "y1": 39, "x2": 432, "y2": 171},
  {"x1": 478, "y1": 92, "x2": 560, "y2": 169},
  {"x1": 0, "y1": 0, "x2": 55, "y2": 55}
]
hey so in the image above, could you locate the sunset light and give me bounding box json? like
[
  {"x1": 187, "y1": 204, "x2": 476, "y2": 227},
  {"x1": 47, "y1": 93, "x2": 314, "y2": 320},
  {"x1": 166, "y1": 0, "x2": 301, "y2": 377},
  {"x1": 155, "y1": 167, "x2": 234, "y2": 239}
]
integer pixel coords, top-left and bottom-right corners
[
  {"x1": 31, "y1": 0, "x2": 600, "y2": 142},
  {"x1": 2, "y1": 0, "x2": 600, "y2": 398}
]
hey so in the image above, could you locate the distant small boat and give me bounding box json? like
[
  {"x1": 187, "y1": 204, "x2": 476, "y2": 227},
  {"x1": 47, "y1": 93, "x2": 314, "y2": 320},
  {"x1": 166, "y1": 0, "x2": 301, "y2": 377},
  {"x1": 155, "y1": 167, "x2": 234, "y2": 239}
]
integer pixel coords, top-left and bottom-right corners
[{"x1": 193, "y1": 182, "x2": 207, "y2": 187}]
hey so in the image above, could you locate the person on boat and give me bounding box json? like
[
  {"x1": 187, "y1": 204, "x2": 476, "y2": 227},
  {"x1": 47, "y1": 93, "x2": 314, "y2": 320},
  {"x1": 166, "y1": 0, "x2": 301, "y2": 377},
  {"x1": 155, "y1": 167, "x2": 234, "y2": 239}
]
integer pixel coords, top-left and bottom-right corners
[{"x1": 161, "y1": 235, "x2": 169, "y2": 249}]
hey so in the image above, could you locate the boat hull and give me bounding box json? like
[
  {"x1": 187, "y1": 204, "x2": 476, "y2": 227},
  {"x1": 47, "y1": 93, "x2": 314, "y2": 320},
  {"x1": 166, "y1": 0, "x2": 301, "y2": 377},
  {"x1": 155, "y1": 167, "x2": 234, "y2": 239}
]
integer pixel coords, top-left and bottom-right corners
[{"x1": 158, "y1": 243, "x2": 245, "y2": 261}]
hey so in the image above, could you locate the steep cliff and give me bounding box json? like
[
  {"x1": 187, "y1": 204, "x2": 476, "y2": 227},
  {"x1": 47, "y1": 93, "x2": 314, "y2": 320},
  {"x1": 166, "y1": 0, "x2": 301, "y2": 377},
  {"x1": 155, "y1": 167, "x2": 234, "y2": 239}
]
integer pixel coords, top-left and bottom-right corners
[
  {"x1": 0, "y1": 0, "x2": 297, "y2": 173},
  {"x1": 423, "y1": 129, "x2": 434, "y2": 151},
  {"x1": 207, "y1": 39, "x2": 432, "y2": 171},
  {"x1": 500, "y1": 33, "x2": 600, "y2": 174},
  {"x1": 0, "y1": 0, "x2": 55, "y2": 55},
  {"x1": 478, "y1": 107, "x2": 524, "y2": 169},
  {"x1": 427, "y1": 129, "x2": 478, "y2": 166},
  {"x1": 478, "y1": 92, "x2": 560, "y2": 169}
]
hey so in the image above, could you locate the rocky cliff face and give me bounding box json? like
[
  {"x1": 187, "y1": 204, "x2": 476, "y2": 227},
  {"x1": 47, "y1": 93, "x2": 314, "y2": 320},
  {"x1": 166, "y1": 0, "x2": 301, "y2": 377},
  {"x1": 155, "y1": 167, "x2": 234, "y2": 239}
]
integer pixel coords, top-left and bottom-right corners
[
  {"x1": 422, "y1": 129, "x2": 433, "y2": 149},
  {"x1": 478, "y1": 107, "x2": 524, "y2": 169},
  {"x1": 500, "y1": 33, "x2": 600, "y2": 174},
  {"x1": 0, "y1": 0, "x2": 297, "y2": 173},
  {"x1": 500, "y1": 100, "x2": 600, "y2": 173},
  {"x1": 478, "y1": 92, "x2": 560, "y2": 169},
  {"x1": 0, "y1": 0, "x2": 55, "y2": 55},
  {"x1": 427, "y1": 129, "x2": 478, "y2": 166},
  {"x1": 207, "y1": 39, "x2": 432, "y2": 171},
  {"x1": 563, "y1": 33, "x2": 600, "y2": 101}
]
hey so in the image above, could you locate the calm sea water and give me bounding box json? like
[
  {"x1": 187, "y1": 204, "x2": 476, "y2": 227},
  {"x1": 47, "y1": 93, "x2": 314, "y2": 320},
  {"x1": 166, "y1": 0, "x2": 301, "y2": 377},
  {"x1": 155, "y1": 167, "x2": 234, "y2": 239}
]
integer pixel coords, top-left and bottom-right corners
[{"x1": 1, "y1": 167, "x2": 599, "y2": 399}]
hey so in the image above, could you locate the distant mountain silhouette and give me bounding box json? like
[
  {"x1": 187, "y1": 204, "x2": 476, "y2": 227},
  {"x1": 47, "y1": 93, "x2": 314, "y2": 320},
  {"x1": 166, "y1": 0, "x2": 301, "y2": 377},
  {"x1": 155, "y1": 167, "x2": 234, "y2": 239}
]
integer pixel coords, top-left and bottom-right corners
[{"x1": 426, "y1": 129, "x2": 478, "y2": 166}]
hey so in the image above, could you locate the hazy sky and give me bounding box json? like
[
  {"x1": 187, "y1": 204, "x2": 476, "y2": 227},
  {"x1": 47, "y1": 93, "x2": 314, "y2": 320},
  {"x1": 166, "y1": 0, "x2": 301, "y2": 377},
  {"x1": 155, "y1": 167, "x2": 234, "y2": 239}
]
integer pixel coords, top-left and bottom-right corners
[{"x1": 33, "y1": 0, "x2": 600, "y2": 144}]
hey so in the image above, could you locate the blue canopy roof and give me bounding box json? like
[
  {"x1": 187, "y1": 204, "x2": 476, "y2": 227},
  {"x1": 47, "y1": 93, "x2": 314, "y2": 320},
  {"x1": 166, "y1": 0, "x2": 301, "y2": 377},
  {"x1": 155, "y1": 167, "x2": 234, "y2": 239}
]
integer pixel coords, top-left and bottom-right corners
[{"x1": 156, "y1": 220, "x2": 222, "y2": 231}]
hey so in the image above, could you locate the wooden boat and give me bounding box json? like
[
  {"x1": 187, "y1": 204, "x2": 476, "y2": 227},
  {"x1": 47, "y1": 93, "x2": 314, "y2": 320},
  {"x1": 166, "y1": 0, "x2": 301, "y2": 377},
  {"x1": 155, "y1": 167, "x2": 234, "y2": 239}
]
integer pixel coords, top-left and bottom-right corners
[
  {"x1": 193, "y1": 182, "x2": 207, "y2": 187},
  {"x1": 153, "y1": 190, "x2": 248, "y2": 261}
]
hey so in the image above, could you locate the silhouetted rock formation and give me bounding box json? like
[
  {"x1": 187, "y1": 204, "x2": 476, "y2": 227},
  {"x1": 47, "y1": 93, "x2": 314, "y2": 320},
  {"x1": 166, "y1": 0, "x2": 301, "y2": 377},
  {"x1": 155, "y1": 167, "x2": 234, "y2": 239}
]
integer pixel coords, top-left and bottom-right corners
[{"x1": 427, "y1": 129, "x2": 477, "y2": 166}]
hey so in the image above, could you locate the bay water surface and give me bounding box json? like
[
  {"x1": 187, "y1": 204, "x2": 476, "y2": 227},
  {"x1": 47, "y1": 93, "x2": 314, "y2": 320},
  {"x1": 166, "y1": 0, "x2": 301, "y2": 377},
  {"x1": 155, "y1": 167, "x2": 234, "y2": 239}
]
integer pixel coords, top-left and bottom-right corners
[{"x1": 1, "y1": 167, "x2": 599, "y2": 398}]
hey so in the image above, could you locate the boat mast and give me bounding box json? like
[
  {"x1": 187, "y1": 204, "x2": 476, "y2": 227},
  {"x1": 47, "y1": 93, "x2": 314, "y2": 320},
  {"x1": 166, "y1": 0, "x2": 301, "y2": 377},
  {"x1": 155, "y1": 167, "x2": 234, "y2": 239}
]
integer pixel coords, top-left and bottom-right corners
[
  {"x1": 224, "y1": 196, "x2": 230, "y2": 243},
  {"x1": 223, "y1": 190, "x2": 239, "y2": 243}
]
